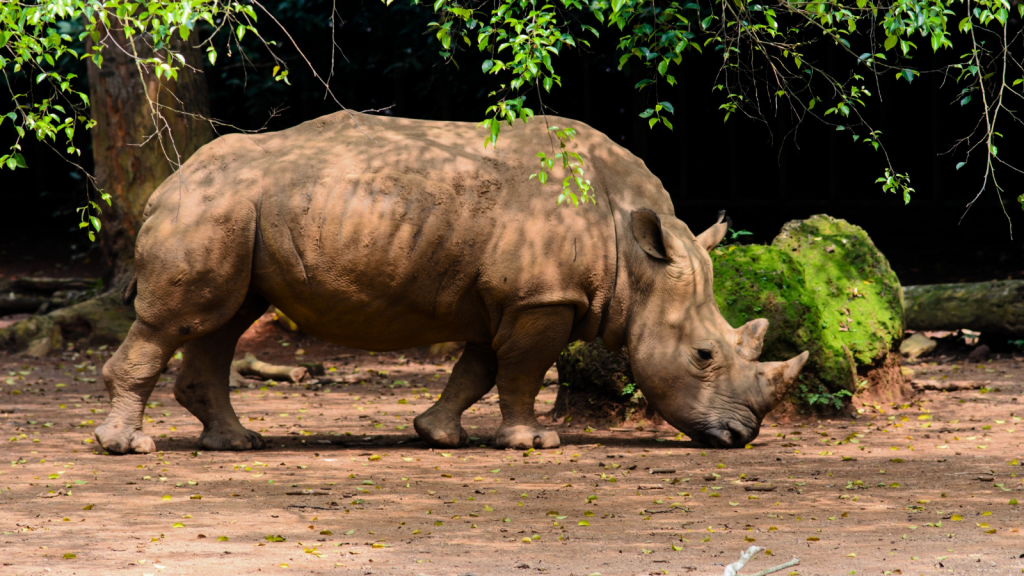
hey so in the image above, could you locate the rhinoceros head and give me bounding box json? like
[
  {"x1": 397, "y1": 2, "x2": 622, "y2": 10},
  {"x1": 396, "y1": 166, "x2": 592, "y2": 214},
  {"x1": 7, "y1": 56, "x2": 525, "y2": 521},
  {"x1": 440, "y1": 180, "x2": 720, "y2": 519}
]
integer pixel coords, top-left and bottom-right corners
[{"x1": 624, "y1": 209, "x2": 809, "y2": 448}]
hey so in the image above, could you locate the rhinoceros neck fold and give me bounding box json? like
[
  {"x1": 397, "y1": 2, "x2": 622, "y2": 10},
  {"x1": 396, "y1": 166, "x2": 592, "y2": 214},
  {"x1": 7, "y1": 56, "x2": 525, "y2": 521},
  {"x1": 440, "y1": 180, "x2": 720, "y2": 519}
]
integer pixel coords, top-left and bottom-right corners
[{"x1": 597, "y1": 208, "x2": 631, "y2": 352}]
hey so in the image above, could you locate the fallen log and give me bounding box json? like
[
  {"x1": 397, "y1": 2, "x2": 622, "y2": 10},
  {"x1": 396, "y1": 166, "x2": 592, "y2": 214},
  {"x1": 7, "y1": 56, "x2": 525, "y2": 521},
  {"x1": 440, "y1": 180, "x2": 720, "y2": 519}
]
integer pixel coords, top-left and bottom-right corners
[
  {"x1": 11, "y1": 277, "x2": 99, "y2": 294},
  {"x1": 910, "y1": 379, "x2": 991, "y2": 392},
  {"x1": 0, "y1": 294, "x2": 49, "y2": 315},
  {"x1": 904, "y1": 280, "x2": 1024, "y2": 336},
  {"x1": 0, "y1": 277, "x2": 101, "y2": 319},
  {"x1": 231, "y1": 352, "x2": 308, "y2": 383}
]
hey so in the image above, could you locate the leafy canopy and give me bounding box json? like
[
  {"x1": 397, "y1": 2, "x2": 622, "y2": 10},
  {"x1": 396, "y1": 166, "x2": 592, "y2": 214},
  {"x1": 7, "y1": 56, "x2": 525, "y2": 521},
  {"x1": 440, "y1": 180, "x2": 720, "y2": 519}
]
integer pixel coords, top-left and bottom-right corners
[{"x1": 2, "y1": 0, "x2": 1022, "y2": 235}]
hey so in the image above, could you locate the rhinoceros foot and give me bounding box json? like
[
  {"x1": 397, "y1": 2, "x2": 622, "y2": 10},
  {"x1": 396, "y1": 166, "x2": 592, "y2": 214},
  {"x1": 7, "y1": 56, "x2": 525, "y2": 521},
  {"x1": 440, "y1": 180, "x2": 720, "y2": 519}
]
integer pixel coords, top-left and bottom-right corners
[
  {"x1": 413, "y1": 405, "x2": 469, "y2": 448},
  {"x1": 493, "y1": 425, "x2": 560, "y2": 450},
  {"x1": 198, "y1": 425, "x2": 266, "y2": 451},
  {"x1": 95, "y1": 422, "x2": 156, "y2": 455}
]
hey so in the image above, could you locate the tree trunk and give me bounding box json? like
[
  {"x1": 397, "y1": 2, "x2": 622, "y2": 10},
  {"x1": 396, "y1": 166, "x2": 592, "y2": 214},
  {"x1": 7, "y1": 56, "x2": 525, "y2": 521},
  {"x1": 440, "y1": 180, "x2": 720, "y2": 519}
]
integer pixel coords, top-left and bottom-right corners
[
  {"x1": 86, "y1": 19, "x2": 214, "y2": 286},
  {"x1": 904, "y1": 281, "x2": 1024, "y2": 336},
  {"x1": 0, "y1": 18, "x2": 219, "y2": 356}
]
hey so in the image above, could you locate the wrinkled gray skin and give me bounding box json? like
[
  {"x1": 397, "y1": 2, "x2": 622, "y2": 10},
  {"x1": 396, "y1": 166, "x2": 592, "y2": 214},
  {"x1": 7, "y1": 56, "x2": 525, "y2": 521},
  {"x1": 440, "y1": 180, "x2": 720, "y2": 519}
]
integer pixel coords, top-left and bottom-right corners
[{"x1": 94, "y1": 112, "x2": 807, "y2": 454}]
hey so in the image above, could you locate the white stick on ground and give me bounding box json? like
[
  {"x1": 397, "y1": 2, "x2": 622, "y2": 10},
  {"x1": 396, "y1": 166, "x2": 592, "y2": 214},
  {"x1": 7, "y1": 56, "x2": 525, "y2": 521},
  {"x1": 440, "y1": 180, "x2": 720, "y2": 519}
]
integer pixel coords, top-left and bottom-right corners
[
  {"x1": 749, "y1": 558, "x2": 801, "y2": 576},
  {"x1": 722, "y1": 546, "x2": 764, "y2": 576}
]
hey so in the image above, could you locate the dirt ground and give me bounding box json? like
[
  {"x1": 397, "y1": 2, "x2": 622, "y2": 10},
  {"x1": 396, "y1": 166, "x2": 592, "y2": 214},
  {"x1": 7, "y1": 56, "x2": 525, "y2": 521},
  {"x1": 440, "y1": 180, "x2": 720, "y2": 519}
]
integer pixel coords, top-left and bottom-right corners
[{"x1": 3, "y1": 315, "x2": 1024, "y2": 576}]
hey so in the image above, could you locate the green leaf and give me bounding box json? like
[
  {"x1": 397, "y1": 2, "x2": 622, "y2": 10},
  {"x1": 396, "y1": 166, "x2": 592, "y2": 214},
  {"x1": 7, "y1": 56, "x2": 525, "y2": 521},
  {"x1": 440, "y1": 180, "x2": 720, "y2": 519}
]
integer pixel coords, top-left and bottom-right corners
[
  {"x1": 659, "y1": 101, "x2": 675, "y2": 114},
  {"x1": 956, "y1": 161, "x2": 966, "y2": 170},
  {"x1": 901, "y1": 69, "x2": 915, "y2": 84},
  {"x1": 961, "y1": 95, "x2": 972, "y2": 106},
  {"x1": 481, "y1": 60, "x2": 494, "y2": 73},
  {"x1": 89, "y1": 216, "x2": 101, "y2": 232}
]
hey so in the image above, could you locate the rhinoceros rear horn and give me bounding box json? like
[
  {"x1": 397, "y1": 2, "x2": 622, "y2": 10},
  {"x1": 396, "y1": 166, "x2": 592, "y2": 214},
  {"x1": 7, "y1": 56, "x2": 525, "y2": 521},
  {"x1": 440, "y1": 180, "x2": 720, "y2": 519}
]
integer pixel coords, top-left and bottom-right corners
[
  {"x1": 759, "y1": 351, "x2": 810, "y2": 409},
  {"x1": 736, "y1": 318, "x2": 769, "y2": 361},
  {"x1": 696, "y1": 210, "x2": 730, "y2": 252}
]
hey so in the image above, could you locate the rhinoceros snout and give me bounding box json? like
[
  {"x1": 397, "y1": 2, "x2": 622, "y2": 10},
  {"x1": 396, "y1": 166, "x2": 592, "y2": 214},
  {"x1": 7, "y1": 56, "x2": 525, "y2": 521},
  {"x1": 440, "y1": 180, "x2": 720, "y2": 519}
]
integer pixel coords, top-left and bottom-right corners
[{"x1": 695, "y1": 420, "x2": 758, "y2": 449}]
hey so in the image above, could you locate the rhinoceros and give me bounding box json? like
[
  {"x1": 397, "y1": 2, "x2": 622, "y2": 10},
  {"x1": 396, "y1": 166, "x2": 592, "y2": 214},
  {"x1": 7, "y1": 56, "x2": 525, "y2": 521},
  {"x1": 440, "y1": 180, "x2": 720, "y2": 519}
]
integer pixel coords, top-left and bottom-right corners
[{"x1": 94, "y1": 112, "x2": 808, "y2": 454}]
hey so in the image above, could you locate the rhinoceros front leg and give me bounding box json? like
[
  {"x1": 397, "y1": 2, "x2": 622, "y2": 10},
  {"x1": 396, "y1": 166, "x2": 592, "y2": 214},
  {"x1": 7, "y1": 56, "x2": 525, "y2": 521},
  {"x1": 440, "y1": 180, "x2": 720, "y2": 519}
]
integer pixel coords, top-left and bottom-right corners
[
  {"x1": 413, "y1": 343, "x2": 497, "y2": 447},
  {"x1": 492, "y1": 306, "x2": 573, "y2": 450},
  {"x1": 173, "y1": 294, "x2": 269, "y2": 451}
]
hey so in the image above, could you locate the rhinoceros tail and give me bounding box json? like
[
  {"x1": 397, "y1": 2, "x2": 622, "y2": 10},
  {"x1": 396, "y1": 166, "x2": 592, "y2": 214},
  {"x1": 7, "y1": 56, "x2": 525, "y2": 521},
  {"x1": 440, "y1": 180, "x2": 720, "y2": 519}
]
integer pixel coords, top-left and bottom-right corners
[{"x1": 121, "y1": 275, "x2": 138, "y2": 306}]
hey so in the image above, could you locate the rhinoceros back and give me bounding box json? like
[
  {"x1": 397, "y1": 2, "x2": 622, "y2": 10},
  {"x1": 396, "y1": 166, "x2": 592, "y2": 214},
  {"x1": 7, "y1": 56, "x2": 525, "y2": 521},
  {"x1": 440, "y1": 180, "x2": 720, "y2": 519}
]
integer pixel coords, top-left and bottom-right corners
[{"x1": 140, "y1": 112, "x2": 673, "y2": 350}]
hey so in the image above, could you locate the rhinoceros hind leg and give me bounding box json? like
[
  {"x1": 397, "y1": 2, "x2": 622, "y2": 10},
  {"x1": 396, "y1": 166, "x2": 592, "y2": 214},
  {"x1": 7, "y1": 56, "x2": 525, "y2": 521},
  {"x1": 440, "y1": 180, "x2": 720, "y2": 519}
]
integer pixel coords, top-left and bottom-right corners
[
  {"x1": 95, "y1": 321, "x2": 180, "y2": 454},
  {"x1": 174, "y1": 293, "x2": 270, "y2": 451},
  {"x1": 414, "y1": 343, "x2": 497, "y2": 447},
  {"x1": 491, "y1": 306, "x2": 572, "y2": 450}
]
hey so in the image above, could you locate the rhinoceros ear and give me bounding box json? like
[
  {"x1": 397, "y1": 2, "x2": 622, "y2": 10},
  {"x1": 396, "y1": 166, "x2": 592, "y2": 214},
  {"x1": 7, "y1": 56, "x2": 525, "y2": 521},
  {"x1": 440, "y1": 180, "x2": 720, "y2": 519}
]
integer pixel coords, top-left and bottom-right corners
[
  {"x1": 696, "y1": 210, "x2": 730, "y2": 252},
  {"x1": 631, "y1": 209, "x2": 668, "y2": 260}
]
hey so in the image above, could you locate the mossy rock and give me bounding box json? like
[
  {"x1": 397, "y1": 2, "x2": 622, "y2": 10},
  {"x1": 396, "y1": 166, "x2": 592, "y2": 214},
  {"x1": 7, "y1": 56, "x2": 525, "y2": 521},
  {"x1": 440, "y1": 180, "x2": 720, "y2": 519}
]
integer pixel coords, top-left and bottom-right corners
[
  {"x1": 717, "y1": 214, "x2": 906, "y2": 410},
  {"x1": 552, "y1": 339, "x2": 657, "y2": 426},
  {"x1": 555, "y1": 214, "x2": 906, "y2": 420}
]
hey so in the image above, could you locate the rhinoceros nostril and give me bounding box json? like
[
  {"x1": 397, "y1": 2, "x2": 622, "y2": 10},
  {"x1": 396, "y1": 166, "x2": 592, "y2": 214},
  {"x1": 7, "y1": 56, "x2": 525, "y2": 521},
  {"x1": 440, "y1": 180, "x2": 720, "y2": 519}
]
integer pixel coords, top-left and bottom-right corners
[
  {"x1": 703, "y1": 428, "x2": 734, "y2": 448},
  {"x1": 727, "y1": 420, "x2": 749, "y2": 442}
]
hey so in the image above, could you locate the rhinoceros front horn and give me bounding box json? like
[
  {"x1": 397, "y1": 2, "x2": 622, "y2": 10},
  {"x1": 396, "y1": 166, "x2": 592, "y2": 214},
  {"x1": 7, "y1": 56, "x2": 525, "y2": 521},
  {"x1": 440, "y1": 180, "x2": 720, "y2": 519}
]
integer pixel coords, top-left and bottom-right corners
[{"x1": 758, "y1": 351, "x2": 810, "y2": 410}]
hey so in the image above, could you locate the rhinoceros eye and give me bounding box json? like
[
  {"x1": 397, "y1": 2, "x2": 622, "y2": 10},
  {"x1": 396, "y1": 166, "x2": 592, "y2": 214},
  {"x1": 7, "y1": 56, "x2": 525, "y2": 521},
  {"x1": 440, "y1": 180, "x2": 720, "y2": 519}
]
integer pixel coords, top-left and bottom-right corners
[{"x1": 696, "y1": 349, "x2": 713, "y2": 361}]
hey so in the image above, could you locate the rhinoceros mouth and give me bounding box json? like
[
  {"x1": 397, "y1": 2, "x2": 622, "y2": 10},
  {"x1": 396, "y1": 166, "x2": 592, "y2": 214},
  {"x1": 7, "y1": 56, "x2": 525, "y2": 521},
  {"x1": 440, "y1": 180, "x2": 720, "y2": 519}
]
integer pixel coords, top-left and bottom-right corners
[{"x1": 690, "y1": 419, "x2": 760, "y2": 449}]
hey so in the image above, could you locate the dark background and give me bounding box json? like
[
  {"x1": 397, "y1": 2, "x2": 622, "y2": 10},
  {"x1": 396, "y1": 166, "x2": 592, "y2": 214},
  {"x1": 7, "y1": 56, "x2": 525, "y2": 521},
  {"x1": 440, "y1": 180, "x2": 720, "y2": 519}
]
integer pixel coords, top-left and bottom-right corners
[{"x1": 5, "y1": 0, "x2": 1023, "y2": 285}]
